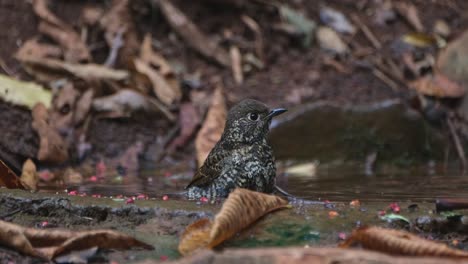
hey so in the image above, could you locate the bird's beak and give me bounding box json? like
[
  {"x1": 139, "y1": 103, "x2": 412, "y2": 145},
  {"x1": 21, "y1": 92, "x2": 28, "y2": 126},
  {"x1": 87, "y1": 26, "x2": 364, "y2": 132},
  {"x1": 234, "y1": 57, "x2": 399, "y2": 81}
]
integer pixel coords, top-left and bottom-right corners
[{"x1": 266, "y1": 108, "x2": 287, "y2": 119}]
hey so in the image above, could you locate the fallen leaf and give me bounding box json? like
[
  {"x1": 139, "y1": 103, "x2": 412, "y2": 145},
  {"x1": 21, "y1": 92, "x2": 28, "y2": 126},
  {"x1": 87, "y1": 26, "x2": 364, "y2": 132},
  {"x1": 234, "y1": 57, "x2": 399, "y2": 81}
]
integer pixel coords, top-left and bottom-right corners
[
  {"x1": 320, "y1": 6, "x2": 356, "y2": 34},
  {"x1": 0, "y1": 74, "x2": 52, "y2": 109},
  {"x1": 168, "y1": 102, "x2": 201, "y2": 151},
  {"x1": 32, "y1": 0, "x2": 90, "y2": 62},
  {"x1": 279, "y1": 5, "x2": 317, "y2": 47},
  {"x1": 20, "y1": 159, "x2": 38, "y2": 191},
  {"x1": 380, "y1": 213, "x2": 410, "y2": 224},
  {"x1": 50, "y1": 82, "x2": 79, "y2": 134},
  {"x1": 434, "y1": 19, "x2": 451, "y2": 38},
  {"x1": 73, "y1": 89, "x2": 94, "y2": 126},
  {"x1": 81, "y1": 5, "x2": 103, "y2": 26},
  {"x1": 134, "y1": 35, "x2": 181, "y2": 105},
  {"x1": 0, "y1": 219, "x2": 153, "y2": 260},
  {"x1": 157, "y1": 0, "x2": 230, "y2": 67},
  {"x1": 409, "y1": 73, "x2": 466, "y2": 98},
  {"x1": 340, "y1": 226, "x2": 468, "y2": 258},
  {"x1": 394, "y1": 2, "x2": 424, "y2": 32},
  {"x1": 63, "y1": 168, "x2": 83, "y2": 186},
  {"x1": 92, "y1": 89, "x2": 151, "y2": 116},
  {"x1": 437, "y1": 29, "x2": 468, "y2": 84},
  {"x1": 402, "y1": 33, "x2": 437, "y2": 48},
  {"x1": 178, "y1": 188, "x2": 289, "y2": 256},
  {"x1": 316, "y1": 26, "x2": 349, "y2": 55},
  {"x1": 0, "y1": 159, "x2": 24, "y2": 189},
  {"x1": 31, "y1": 103, "x2": 69, "y2": 163},
  {"x1": 195, "y1": 86, "x2": 227, "y2": 165},
  {"x1": 16, "y1": 57, "x2": 129, "y2": 82}
]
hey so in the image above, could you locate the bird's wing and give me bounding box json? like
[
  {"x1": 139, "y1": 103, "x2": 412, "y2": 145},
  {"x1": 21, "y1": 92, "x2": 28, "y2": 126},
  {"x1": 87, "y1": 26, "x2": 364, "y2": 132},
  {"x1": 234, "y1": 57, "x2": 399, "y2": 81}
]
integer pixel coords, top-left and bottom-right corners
[{"x1": 185, "y1": 145, "x2": 227, "y2": 189}]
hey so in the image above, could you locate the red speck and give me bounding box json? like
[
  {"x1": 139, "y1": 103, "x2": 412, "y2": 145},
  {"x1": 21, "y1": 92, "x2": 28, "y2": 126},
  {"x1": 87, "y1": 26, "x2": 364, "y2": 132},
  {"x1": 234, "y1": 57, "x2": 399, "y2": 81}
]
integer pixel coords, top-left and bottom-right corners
[
  {"x1": 200, "y1": 197, "x2": 209, "y2": 203},
  {"x1": 125, "y1": 198, "x2": 134, "y2": 204},
  {"x1": 378, "y1": 210, "x2": 386, "y2": 216},
  {"x1": 338, "y1": 232, "x2": 347, "y2": 240},
  {"x1": 349, "y1": 199, "x2": 360, "y2": 207},
  {"x1": 160, "y1": 255, "x2": 168, "y2": 261},
  {"x1": 324, "y1": 200, "x2": 331, "y2": 204},
  {"x1": 328, "y1": 211, "x2": 339, "y2": 218},
  {"x1": 92, "y1": 194, "x2": 102, "y2": 198},
  {"x1": 68, "y1": 190, "x2": 78, "y2": 196},
  {"x1": 38, "y1": 170, "x2": 54, "y2": 181},
  {"x1": 89, "y1": 176, "x2": 98, "y2": 182},
  {"x1": 389, "y1": 202, "x2": 401, "y2": 213},
  {"x1": 137, "y1": 194, "x2": 148, "y2": 200},
  {"x1": 41, "y1": 221, "x2": 49, "y2": 228},
  {"x1": 164, "y1": 172, "x2": 171, "y2": 177},
  {"x1": 162, "y1": 195, "x2": 169, "y2": 201}
]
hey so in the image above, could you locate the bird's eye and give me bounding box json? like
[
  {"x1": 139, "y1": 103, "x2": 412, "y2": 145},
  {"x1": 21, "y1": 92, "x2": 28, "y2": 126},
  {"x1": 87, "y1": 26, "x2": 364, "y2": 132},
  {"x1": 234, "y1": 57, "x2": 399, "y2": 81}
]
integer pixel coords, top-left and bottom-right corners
[{"x1": 248, "y1": 113, "x2": 259, "y2": 121}]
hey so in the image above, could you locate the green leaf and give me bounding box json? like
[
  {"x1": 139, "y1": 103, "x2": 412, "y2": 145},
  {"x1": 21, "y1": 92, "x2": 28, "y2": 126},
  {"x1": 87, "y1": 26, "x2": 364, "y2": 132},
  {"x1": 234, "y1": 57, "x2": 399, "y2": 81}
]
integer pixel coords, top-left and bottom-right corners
[{"x1": 380, "y1": 213, "x2": 410, "y2": 224}]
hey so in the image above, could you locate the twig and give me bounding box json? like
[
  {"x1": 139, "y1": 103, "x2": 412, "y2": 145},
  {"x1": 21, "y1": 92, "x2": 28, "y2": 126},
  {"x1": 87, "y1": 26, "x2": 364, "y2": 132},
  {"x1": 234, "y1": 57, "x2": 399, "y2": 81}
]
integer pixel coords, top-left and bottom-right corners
[
  {"x1": 148, "y1": 97, "x2": 176, "y2": 122},
  {"x1": 241, "y1": 15, "x2": 265, "y2": 62},
  {"x1": 104, "y1": 27, "x2": 125, "y2": 67},
  {"x1": 0, "y1": 57, "x2": 14, "y2": 76},
  {"x1": 446, "y1": 117, "x2": 466, "y2": 171},
  {"x1": 372, "y1": 68, "x2": 400, "y2": 93},
  {"x1": 351, "y1": 14, "x2": 382, "y2": 50}
]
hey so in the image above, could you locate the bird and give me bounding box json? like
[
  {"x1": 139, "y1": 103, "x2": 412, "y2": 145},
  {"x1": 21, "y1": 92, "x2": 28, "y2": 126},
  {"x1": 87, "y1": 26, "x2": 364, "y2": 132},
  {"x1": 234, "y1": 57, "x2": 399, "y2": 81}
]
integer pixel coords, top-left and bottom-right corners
[{"x1": 186, "y1": 99, "x2": 286, "y2": 200}]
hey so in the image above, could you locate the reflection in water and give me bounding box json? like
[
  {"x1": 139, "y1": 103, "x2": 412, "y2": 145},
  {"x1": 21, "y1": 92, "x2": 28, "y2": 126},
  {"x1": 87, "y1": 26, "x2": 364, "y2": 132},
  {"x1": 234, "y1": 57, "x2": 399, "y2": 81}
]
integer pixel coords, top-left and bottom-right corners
[{"x1": 277, "y1": 162, "x2": 468, "y2": 202}]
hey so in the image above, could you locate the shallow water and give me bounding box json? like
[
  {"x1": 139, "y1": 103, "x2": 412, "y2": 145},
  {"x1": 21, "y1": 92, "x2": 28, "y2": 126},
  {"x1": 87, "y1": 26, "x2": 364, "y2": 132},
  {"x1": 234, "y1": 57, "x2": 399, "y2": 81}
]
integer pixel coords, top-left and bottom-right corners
[{"x1": 41, "y1": 100, "x2": 466, "y2": 204}]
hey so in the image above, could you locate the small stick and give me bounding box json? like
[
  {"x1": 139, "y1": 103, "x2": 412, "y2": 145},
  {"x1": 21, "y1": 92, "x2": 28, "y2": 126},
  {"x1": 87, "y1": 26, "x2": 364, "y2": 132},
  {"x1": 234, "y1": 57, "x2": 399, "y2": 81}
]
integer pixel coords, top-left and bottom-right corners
[
  {"x1": 351, "y1": 14, "x2": 382, "y2": 49},
  {"x1": 372, "y1": 68, "x2": 400, "y2": 93},
  {"x1": 104, "y1": 27, "x2": 125, "y2": 67},
  {"x1": 446, "y1": 117, "x2": 466, "y2": 171}
]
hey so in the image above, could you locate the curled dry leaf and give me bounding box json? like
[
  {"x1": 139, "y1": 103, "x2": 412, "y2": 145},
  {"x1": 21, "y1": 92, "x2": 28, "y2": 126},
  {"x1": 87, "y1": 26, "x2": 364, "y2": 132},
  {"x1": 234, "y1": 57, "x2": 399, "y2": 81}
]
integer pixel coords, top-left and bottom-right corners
[
  {"x1": 178, "y1": 188, "x2": 289, "y2": 256},
  {"x1": 32, "y1": 103, "x2": 69, "y2": 163},
  {"x1": 0, "y1": 159, "x2": 24, "y2": 189},
  {"x1": 157, "y1": 0, "x2": 230, "y2": 67},
  {"x1": 316, "y1": 26, "x2": 349, "y2": 55},
  {"x1": 74, "y1": 89, "x2": 94, "y2": 125},
  {"x1": 0, "y1": 219, "x2": 153, "y2": 260},
  {"x1": 195, "y1": 86, "x2": 227, "y2": 165},
  {"x1": 32, "y1": 0, "x2": 90, "y2": 62},
  {"x1": 134, "y1": 35, "x2": 181, "y2": 105},
  {"x1": 92, "y1": 89, "x2": 151, "y2": 117},
  {"x1": 340, "y1": 226, "x2": 468, "y2": 258},
  {"x1": 20, "y1": 159, "x2": 38, "y2": 191},
  {"x1": 409, "y1": 73, "x2": 466, "y2": 98}
]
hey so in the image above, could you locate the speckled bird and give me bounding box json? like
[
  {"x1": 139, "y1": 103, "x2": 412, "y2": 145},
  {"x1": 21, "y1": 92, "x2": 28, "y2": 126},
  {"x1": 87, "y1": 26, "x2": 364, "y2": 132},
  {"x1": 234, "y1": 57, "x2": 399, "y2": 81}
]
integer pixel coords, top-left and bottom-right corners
[{"x1": 186, "y1": 99, "x2": 286, "y2": 199}]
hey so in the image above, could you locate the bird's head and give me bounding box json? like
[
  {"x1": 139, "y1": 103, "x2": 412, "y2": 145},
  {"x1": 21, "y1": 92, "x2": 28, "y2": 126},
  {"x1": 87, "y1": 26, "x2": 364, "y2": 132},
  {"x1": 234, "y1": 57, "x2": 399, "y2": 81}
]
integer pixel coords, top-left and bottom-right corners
[{"x1": 222, "y1": 99, "x2": 287, "y2": 145}]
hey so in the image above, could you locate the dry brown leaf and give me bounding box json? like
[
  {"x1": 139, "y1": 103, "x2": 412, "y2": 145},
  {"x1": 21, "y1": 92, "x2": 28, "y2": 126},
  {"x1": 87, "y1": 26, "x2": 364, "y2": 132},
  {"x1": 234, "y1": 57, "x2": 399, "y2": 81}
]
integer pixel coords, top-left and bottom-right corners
[
  {"x1": 50, "y1": 82, "x2": 79, "y2": 134},
  {"x1": 409, "y1": 73, "x2": 466, "y2": 98},
  {"x1": 81, "y1": 5, "x2": 104, "y2": 26},
  {"x1": 32, "y1": 0, "x2": 90, "y2": 62},
  {"x1": 0, "y1": 159, "x2": 24, "y2": 189},
  {"x1": 140, "y1": 34, "x2": 173, "y2": 76},
  {"x1": 16, "y1": 55, "x2": 128, "y2": 82},
  {"x1": 340, "y1": 226, "x2": 468, "y2": 258},
  {"x1": 20, "y1": 159, "x2": 38, "y2": 191},
  {"x1": 0, "y1": 219, "x2": 153, "y2": 260},
  {"x1": 16, "y1": 38, "x2": 62, "y2": 60},
  {"x1": 195, "y1": 86, "x2": 227, "y2": 165},
  {"x1": 92, "y1": 89, "x2": 151, "y2": 117},
  {"x1": 157, "y1": 0, "x2": 230, "y2": 67},
  {"x1": 168, "y1": 102, "x2": 201, "y2": 151},
  {"x1": 32, "y1": 103, "x2": 69, "y2": 163},
  {"x1": 74, "y1": 89, "x2": 94, "y2": 125},
  {"x1": 178, "y1": 188, "x2": 289, "y2": 256}
]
